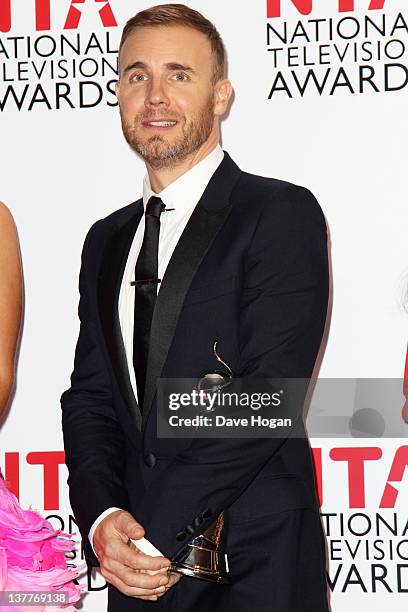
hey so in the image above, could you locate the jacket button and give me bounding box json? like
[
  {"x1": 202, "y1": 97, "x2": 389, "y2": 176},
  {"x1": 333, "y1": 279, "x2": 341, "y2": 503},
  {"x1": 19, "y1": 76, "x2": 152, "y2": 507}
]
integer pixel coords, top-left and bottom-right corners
[
  {"x1": 185, "y1": 524, "x2": 195, "y2": 535},
  {"x1": 176, "y1": 531, "x2": 187, "y2": 541},
  {"x1": 202, "y1": 508, "x2": 212, "y2": 518},
  {"x1": 194, "y1": 516, "x2": 204, "y2": 528},
  {"x1": 144, "y1": 453, "x2": 156, "y2": 468}
]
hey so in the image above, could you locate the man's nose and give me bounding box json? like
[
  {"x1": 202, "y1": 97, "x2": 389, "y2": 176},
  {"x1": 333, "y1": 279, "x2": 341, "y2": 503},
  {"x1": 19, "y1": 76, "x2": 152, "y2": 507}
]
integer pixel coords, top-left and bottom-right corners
[{"x1": 145, "y1": 76, "x2": 170, "y2": 108}]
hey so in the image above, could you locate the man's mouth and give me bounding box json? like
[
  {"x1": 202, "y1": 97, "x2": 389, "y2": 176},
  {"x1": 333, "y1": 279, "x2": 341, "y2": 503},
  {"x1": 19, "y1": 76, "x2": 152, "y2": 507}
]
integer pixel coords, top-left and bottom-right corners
[{"x1": 142, "y1": 120, "x2": 178, "y2": 128}]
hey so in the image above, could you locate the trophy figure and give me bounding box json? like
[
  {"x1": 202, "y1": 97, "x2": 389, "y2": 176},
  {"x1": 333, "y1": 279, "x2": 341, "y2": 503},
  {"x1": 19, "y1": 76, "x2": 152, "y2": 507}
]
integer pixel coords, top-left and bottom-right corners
[
  {"x1": 170, "y1": 513, "x2": 229, "y2": 583},
  {"x1": 170, "y1": 342, "x2": 231, "y2": 583},
  {"x1": 196, "y1": 340, "x2": 233, "y2": 407}
]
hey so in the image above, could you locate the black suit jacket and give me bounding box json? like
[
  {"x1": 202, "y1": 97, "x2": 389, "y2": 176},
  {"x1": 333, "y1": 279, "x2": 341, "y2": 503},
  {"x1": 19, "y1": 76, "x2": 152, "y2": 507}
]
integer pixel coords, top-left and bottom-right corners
[{"x1": 61, "y1": 152, "x2": 329, "y2": 569}]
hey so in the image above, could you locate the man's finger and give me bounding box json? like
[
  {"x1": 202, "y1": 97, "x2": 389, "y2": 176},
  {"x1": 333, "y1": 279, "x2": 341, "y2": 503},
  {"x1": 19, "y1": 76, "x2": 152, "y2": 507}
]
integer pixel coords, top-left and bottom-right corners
[
  {"x1": 102, "y1": 569, "x2": 166, "y2": 600},
  {"x1": 102, "y1": 558, "x2": 170, "y2": 590},
  {"x1": 115, "y1": 544, "x2": 170, "y2": 572},
  {"x1": 113, "y1": 510, "x2": 145, "y2": 540},
  {"x1": 102, "y1": 537, "x2": 166, "y2": 569},
  {"x1": 156, "y1": 571, "x2": 182, "y2": 598},
  {"x1": 141, "y1": 566, "x2": 170, "y2": 577},
  {"x1": 165, "y1": 572, "x2": 182, "y2": 589}
]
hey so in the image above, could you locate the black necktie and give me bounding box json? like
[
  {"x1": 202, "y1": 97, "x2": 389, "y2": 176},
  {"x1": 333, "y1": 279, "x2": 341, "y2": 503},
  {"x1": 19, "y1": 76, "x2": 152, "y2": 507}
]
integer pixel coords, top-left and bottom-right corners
[{"x1": 133, "y1": 196, "x2": 165, "y2": 412}]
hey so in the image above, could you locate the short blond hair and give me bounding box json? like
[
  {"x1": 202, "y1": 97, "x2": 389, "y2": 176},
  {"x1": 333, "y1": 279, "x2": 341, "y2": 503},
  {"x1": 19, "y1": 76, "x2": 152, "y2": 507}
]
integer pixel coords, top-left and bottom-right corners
[{"x1": 120, "y1": 3, "x2": 227, "y2": 83}]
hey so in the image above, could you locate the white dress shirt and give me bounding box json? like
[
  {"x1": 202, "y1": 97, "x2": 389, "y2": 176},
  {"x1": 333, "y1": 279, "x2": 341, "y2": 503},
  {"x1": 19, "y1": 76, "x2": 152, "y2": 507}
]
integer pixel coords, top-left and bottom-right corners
[{"x1": 89, "y1": 145, "x2": 225, "y2": 558}]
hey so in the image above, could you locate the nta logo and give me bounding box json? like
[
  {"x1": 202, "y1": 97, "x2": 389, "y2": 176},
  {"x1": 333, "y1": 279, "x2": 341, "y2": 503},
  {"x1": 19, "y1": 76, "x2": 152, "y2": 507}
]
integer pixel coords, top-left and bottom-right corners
[
  {"x1": 0, "y1": 0, "x2": 117, "y2": 33},
  {"x1": 268, "y1": 0, "x2": 386, "y2": 18}
]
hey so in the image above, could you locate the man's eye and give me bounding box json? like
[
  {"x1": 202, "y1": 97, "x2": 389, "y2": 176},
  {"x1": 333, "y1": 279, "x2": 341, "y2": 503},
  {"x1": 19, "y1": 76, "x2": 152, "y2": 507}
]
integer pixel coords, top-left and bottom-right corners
[
  {"x1": 172, "y1": 73, "x2": 188, "y2": 81},
  {"x1": 131, "y1": 74, "x2": 148, "y2": 82}
]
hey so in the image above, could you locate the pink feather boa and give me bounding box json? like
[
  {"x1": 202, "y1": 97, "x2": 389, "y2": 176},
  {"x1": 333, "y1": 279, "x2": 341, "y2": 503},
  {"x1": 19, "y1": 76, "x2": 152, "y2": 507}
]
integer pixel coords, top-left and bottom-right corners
[{"x1": 0, "y1": 475, "x2": 84, "y2": 611}]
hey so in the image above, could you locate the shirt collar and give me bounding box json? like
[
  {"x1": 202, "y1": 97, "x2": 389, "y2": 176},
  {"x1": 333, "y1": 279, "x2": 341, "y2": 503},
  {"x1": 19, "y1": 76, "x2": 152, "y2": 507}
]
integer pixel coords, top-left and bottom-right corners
[{"x1": 142, "y1": 145, "x2": 224, "y2": 212}]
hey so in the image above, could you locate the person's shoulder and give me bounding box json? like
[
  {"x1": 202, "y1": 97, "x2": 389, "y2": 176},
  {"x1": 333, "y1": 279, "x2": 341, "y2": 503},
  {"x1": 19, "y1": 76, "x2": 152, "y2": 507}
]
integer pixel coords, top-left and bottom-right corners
[
  {"x1": 235, "y1": 170, "x2": 325, "y2": 226},
  {"x1": 0, "y1": 203, "x2": 20, "y2": 272},
  {"x1": 100, "y1": 199, "x2": 142, "y2": 225},
  {"x1": 0, "y1": 203, "x2": 18, "y2": 242},
  {"x1": 0, "y1": 202, "x2": 17, "y2": 229},
  {"x1": 237, "y1": 170, "x2": 316, "y2": 204},
  {"x1": 85, "y1": 199, "x2": 142, "y2": 243}
]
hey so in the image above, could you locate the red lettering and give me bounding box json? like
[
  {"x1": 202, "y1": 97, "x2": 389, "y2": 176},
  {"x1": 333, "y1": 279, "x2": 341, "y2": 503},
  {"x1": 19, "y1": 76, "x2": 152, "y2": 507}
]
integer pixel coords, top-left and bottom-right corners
[
  {"x1": 1, "y1": 0, "x2": 118, "y2": 32},
  {"x1": 1, "y1": 445, "x2": 404, "y2": 512},
  {"x1": 330, "y1": 447, "x2": 382, "y2": 507},
  {"x1": 368, "y1": 0, "x2": 385, "y2": 7},
  {"x1": 35, "y1": 0, "x2": 51, "y2": 31},
  {"x1": 0, "y1": 0, "x2": 11, "y2": 33},
  {"x1": 339, "y1": 0, "x2": 354, "y2": 10},
  {"x1": 339, "y1": 0, "x2": 385, "y2": 9},
  {"x1": 311, "y1": 447, "x2": 323, "y2": 507},
  {"x1": 0, "y1": 0, "x2": 50, "y2": 32},
  {"x1": 64, "y1": 0, "x2": 117, "y2": 30},
  {"x1": 26, "y1": 451, "x2": 65, "y2": 510},
  {"x1": 267, "y1": 0, "x2": 312, "y2": 17},
  {"x1": 379, "y1": 446, "x2": 408, "y2": 508},
  {"x1": 267, "y1": 0, "x2": 386, "y2": 17}
]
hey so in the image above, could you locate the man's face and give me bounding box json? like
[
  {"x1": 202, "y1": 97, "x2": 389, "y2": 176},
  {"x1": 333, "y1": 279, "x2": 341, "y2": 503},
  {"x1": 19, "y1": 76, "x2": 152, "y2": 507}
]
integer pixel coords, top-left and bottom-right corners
[{"x1": 116, "y1": 25, "x2": 223, "y2": 169}]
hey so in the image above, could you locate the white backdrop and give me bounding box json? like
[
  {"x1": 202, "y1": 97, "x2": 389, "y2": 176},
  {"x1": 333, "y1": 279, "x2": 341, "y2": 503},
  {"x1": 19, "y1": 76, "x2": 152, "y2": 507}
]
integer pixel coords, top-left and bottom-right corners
[{"x1": 0, "y1": 0, "x2": 407, "y2": 610}]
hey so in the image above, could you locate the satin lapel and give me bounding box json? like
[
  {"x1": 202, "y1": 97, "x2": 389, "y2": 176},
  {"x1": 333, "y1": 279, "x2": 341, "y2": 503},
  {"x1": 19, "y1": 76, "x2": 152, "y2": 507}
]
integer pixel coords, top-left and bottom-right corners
[
  {"x1": 97, "y1": 204, "x2": 143, "y2": 431},
  {"x1": 142, "y1": 153, "x2": 242, "y2": 427}
]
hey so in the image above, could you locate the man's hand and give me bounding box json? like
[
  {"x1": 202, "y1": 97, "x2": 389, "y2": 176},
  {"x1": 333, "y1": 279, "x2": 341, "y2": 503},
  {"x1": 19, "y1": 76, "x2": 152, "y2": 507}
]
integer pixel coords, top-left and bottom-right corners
[{"x1": 93, "y1": 509, "x2": 181, "y2": 601}]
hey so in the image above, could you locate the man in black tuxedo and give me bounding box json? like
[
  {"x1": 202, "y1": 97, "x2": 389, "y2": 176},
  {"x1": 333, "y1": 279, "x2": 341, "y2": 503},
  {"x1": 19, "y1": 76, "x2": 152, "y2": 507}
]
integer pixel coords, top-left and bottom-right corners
[{"x1": 61, "y1": 4, "x2": 330, "y2": 611}]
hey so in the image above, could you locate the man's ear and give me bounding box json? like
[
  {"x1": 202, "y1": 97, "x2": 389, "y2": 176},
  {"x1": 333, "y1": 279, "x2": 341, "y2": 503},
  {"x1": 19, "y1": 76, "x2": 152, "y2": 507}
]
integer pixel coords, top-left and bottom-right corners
[
  {"x1": 214, "y1": 80, "x2": 233, "y2": 117},
  {"x1": 115, "y1": 79, "x2": 120, "y2": 102}
]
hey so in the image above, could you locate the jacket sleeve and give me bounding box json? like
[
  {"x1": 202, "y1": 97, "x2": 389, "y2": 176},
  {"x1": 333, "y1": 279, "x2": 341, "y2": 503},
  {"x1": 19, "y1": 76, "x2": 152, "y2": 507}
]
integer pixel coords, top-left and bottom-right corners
[
  {"x1": 134, "y1": 185, "x2": 329, "y2": 559},
  {"x1": 61, "y1": 224, "x2": 130, "y2": 568}
]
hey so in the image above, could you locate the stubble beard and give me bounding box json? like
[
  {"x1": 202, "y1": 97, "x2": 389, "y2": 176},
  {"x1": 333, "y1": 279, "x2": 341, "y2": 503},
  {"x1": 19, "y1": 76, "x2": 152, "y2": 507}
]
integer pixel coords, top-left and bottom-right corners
[{"x1": 121, "y1": 96, "x2": 215, "y2": 170}]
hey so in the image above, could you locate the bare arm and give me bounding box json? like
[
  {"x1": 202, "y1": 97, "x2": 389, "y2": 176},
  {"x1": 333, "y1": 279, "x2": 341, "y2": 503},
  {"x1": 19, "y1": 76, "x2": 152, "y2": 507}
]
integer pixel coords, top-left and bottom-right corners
[{"x1": 0, "y1": 203, "x2": 22, "y2": 419}]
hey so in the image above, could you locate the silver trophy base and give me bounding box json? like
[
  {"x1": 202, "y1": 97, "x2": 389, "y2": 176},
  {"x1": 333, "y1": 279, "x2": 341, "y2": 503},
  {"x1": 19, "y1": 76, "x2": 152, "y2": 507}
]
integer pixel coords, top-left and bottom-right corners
[{"x1": 170, "y1": 543, "x2": 229, "y2": 584}]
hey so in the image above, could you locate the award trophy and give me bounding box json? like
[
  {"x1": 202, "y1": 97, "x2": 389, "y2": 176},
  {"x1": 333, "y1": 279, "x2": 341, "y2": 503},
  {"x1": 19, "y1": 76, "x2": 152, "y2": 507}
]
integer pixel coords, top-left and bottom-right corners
[
  {"x1": 169, "y1": 342, "x2": 231, "y2": 583},
  {"x1": 170, "y1": 513, "x2": 228, "y2": 583}
]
